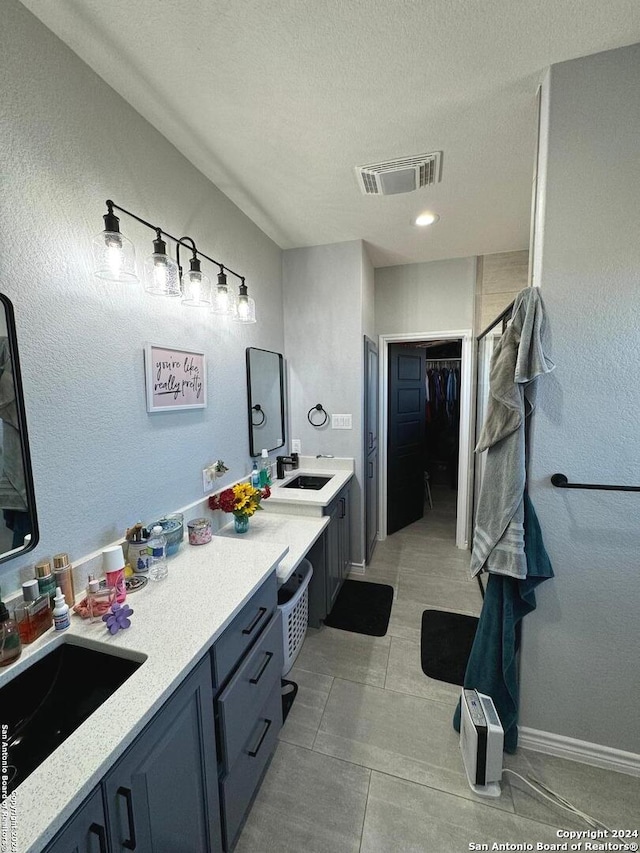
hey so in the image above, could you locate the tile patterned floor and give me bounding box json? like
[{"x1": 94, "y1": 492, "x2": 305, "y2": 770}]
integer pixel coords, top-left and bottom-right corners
[{"x1": 236, "y1": 487, "x2": 640, "y2": 852}]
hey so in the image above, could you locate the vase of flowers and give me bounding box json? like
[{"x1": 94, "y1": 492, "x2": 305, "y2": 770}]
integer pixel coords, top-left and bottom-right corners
[
  {"x1": 208, "y1": 482, "x2": 270, "y2": 534},
  {"x1": 234, "y1": 514, "x2": 250, "y2": 534}
]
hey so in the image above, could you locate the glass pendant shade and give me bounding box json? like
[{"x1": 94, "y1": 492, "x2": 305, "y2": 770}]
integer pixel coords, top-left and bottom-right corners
[
  {"x1": 181, "y1": 264, "x2": 211, "y2": 308},
  {"x1": 210, "y1": 270, "x2": 236, "y2": 316},
  {"x1": 233, "y1": 291, "x2": 256, "y2": 324},
  {"x1": 144, "y1": 235, "x2": 180, "y2": 297},
  {"x1": 92, "y1": 230, "x2": 138, "y2": 282}
]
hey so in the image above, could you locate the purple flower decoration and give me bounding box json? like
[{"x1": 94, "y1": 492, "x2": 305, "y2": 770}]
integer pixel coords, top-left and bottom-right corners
[{"x1": 102, "y1": 602, "x2": 134, "y2": 634}]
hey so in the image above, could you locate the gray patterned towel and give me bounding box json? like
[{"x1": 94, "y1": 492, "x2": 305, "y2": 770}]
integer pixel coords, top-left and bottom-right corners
[{"x1": 471, "y1": 288, "x2": 554, "y2": 579}]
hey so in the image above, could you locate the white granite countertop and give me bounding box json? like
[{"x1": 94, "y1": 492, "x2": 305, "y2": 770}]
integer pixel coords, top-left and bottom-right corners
[
  {"x1": 215, "y1": 512, "x2": 329, "y2": 584},
  {"x1": 3, "y1": 537, "x2": 287, "y2": 853}
]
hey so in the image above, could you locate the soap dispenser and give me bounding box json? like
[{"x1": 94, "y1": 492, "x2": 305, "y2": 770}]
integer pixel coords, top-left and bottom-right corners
[
  {"x1": 259, "y1": 449, "x2": 272, "y2": 487},
  {"x1": 0, "y1": 587, "x2": 22, "y2": 666}
]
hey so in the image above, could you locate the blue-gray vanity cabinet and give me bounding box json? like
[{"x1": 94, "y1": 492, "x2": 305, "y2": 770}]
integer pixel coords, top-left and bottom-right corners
[
  {"x1": 103, "y1": 655, "x2": 222, "y2": 853},
  {"x1": 43, "y1": 788, "x2": 108, "y2": 853},
  {"x1": 213, "y1": 588, "x2": 282, "y2": 850},
  {"x1": 307, "y1": 481, "x2": 352, "y2": 628}
]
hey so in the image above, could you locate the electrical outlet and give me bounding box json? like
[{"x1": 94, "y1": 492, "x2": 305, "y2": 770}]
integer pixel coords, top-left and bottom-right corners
[
  {"x1": 291, "y1": 439, "x2": 301, "y2": 454},
  {"x1": 202, "y1": 466, "x2": 217, "y2": 493}
]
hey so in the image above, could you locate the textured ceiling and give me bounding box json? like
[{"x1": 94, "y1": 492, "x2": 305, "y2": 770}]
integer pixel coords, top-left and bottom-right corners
[{"x1": 19, "y1": 0, "x2": 640, "y2": 266}]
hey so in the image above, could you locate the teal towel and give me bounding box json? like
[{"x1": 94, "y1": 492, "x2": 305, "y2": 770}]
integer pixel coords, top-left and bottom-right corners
[{"x1": 453, "y1": 493, "x2": 553, "y2": 752}]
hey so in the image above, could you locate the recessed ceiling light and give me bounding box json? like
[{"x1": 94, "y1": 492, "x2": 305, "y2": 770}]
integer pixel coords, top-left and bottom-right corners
[{"x1": 414, "y1": 212, "x2": 439, "y2": 227}]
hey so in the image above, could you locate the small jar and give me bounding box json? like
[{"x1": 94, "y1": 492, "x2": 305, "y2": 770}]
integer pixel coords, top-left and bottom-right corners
[
  {"x1": 188, "y1": 517, "x2": 212, "y2": 545},
  {"x1": 128, "y1": 538, "x2": 150, "y2": 574}
]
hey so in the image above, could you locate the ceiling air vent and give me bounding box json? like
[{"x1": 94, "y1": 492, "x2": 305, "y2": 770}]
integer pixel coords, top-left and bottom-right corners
[{"x1": 355, "y1": 151, "x2": 442, "y2": 195}]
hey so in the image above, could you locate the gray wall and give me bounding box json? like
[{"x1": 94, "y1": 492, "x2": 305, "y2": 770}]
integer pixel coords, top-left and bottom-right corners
[
  {"x1": 375, "y1": 257, "x2": 476, "y2": 336},
  {"x1": 0, "y1": 0, "x2": 284, "y2": 594},
  {"x1": 283, "y1": 241, "x2": 368, "y2": 565},
  {"x1": 523, "y1": 44, "x2": 640, "y2": 753}
]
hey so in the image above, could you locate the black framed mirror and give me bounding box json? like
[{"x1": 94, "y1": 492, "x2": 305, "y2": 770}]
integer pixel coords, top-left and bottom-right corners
[
  {"x1": 246, "y1": 347, "x2": 285, "y2": 457},
  {"x1": 0, "y1": 294, "x2": 38, "y2": 562}
]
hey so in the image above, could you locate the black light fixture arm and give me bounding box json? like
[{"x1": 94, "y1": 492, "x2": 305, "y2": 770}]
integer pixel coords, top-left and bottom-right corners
[{"x1": 105, "y1": 199, "x2": 245, "y2": 282}]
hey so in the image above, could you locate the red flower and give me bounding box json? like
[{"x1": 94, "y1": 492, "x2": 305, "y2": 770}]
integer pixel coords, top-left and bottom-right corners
[
  {"x1": 262, "y1": 486, "x2": 271, "y2": 499},
  {"x1": 208, "y1": 488, "x2": 238, "y2": 513}
]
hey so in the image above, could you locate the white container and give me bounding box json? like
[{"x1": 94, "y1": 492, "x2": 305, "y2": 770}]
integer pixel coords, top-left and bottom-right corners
[
  {"x1": 52, "y1": 586, "x2": 70, "y2": 631},
  {"x1": 277, "y1": 558, "x2": 313, "y2": 676}
]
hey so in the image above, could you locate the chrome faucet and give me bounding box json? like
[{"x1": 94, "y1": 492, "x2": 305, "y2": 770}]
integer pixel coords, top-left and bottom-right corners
[{"x1": 276, "y1": 452, "x2": 299, "y2": 479}]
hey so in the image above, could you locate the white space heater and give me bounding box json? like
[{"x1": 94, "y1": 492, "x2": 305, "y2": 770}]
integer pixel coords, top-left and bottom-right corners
[{"x1": 460, "y1": 689, "x2": 504, "y2": 798}]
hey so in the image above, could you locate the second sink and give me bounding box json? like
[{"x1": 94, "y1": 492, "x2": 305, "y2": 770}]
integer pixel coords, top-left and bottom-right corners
[{"x1": 283, "y1": 474, "x2": 333, "y2": 490}]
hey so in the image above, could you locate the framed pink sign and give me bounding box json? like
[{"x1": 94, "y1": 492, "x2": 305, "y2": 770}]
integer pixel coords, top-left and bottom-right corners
[{"x1": 144, "y1": 344, "x2": 207, "y2": 412}]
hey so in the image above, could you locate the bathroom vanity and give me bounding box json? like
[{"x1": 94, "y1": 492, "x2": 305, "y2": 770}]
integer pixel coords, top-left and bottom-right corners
[
  {"x1": 3, "y1": 458, "x2": 354, "y2": 853},
  {"x1": 5, "y1": 539, "x2": 287, "y2": 853}
]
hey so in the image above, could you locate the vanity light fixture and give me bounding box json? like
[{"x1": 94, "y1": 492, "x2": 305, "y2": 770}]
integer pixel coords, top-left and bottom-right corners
[
  {"x1": 233, "y1": 279, "x2": 256, "y2": 324},
  {"x1": 414, "y1": 212, "x2": 440, "y2": 227},
  {"x1": 92, "y1": 199, "x2": 257, "y2": 320},
  {"x1": 91, "y1": 201, "x2": 138, "y2": 282},
  {"x1": 179, "y1": 238, "x2": 212, "y2": 308},
  {"x1": 210, "y1": 267, "x2": 236, "y2": 316},
  {"x1": 144, "y1": 229, "x2": 181, "y2": 297}
]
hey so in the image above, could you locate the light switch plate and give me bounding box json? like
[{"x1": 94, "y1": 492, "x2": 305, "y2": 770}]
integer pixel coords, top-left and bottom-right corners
[
  {"x1": 331, "y1": 414, "x2": 353, "y2": 430},
  {"x1": 291, "y1": 439, "x2": 301, "y2": 454}
]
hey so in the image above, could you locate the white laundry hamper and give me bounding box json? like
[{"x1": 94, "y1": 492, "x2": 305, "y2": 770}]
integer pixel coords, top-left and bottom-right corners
[{"x1": 277, "y1": 558, "x2": 313, "y2": 676}]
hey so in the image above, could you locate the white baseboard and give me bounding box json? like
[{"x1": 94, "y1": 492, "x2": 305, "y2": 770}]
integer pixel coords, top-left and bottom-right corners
[
  {"x1": 519, "y1": 727, "x2": 640, "y2": 778},
  {"x1": 349, "y1": 561, "x2": 365, "y2": 575}
]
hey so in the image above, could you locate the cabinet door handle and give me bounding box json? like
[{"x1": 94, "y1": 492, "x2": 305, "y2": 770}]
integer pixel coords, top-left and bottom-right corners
[
  {"x1": 369, "y1": 431, "x2": 374, "y2": 449},
  {"x1": 368, "y1": 461, "x2": 373, "y2": 479},
  {"x1": 242, "y1": 606, "x2": 267, "y2": 635},
  {"x1": 250, "y1": 651, "x2": 273, "y2": 684},
  {"x1": 247, "y1": 718, "x2": 272, "y2": 758},
  {"x1": 89, "y1": 823, "x2": 108, "y2": 853},
  {"x1": 339, "y1": 497, "x2": 346, "y2": 519},
  {"x1": 117, "y1": 786, "x2": 137, "y2": 850}
]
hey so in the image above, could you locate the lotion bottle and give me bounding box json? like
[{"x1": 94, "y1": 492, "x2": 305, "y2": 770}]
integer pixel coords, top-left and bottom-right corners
[{"x1": 52, "y1": 586, "x2": 71, "y2": 631}]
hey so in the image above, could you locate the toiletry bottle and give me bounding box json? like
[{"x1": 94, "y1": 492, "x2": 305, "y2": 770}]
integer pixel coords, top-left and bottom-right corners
[
  {"x1": 52, "y1": 586, "x2": 70, "y2": 631},
  {"x1": 251, "y1": 460, "x2": 260, "y2": 487},
  {"x1": 103, "y1": 545, "x2": 127, "y2": 603},
  {"x1": 147, "y1": 525, "x2": 168, "y2": 581},
  {"x1": 259, "y1": 449, "x2": 271, "y2": 487},
  {"x1": 0, "y1": 588, "x2": 22, "y2": 666},
  {"x1": 15, "y1": 579, "x2": 52, "y2": 643},
  {"x1": 35, "y1": 559, "x2": 57, "y2": 606},
  {"x1": 53, "y1": 553, "x2": 75, "y2": 607},
  {"x1": 86, "y1": 575, "x2": 115, "y2": 622}
]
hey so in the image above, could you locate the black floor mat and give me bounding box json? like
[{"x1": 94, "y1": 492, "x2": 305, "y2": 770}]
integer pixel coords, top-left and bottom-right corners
[
  {"x1": 324, "y1": 579, "x2": 394, "y2": 637},
  {"x1": 281, "y1": 679, "x2": 298, "y2": 723},
  {"x1": 420, "y1": 609, "x2": 479, "y2": 685}
]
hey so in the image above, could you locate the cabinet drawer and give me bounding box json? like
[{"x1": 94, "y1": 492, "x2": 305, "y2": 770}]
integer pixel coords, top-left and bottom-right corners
[
  {"x1": 212, "y1": 572, "x2": 277, "y2": 689},
  {"x1": 220, "y1": 680, "x2": 281, "y2": 850},
  {"x1": 218, "y1": 610, "x2": 283, "y2": 771}
]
